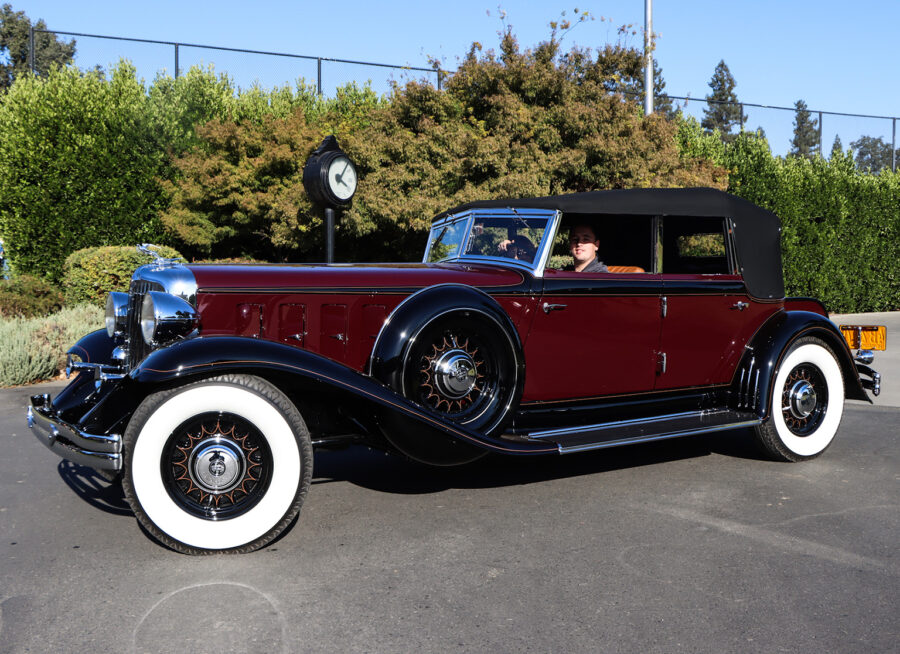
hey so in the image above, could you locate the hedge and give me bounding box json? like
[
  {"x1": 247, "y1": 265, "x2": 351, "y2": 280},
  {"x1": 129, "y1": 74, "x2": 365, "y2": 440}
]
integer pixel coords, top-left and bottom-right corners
[
  {"x1": 63, "y1": 244, "x2": 183, "y2": 306},
  {"x1": 0, "y1": 274, "x2": 64, "y2": 317}
]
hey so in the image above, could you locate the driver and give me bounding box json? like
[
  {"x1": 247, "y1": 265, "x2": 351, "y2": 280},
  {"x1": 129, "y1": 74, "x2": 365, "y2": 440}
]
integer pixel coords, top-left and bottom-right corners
[
  {"x1": 566, "y1": 224, "x2": 608, "y2": 272},
  {"x1": 497, "y1": 235, "x2": 536, "y2": 263}
]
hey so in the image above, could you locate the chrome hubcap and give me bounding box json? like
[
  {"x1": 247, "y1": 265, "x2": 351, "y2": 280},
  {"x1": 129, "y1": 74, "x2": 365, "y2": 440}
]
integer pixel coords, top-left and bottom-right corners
[
  {"x1": 433, "y1": 350, "x2": 477, "y2": 399},
  {"x1": 190, "y1": 438, "x2": 244, "y2": 494},
  {"x1": 788, "y1": 380, "x2": 817, "y2": 419}
]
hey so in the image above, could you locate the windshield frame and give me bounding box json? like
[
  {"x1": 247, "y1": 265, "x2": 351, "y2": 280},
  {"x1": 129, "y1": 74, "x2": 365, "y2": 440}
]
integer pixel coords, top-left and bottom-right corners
[{"x1": 422, "y1": 208, "x2": 560, "y2": 277}]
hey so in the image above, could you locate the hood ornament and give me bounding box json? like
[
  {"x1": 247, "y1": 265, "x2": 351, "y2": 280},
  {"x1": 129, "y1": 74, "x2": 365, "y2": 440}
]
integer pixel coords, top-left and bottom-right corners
[{"x1": 137, "y1": 244, "x2": 184, "y2": 269}]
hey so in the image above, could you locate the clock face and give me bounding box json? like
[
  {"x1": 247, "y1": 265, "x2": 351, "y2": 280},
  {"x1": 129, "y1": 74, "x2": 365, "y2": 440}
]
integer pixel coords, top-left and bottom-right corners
[{"x1": 326, "y1": 155, "x2": 357, "y2": 202}]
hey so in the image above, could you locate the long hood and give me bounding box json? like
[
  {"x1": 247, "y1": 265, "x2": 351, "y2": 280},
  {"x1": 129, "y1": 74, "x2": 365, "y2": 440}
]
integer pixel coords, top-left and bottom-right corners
[{"x1": 187, "y1": 262, "x2": 529, "y2": 293}]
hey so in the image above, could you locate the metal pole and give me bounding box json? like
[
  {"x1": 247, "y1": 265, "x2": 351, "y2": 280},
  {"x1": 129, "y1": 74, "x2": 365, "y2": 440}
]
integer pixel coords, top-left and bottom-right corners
[
  {"x1": 174, "y1": 43, "x2": 179, "y2": 79},
  {"x1": 325, "y1": 207, "x2": 335, "y2": 263},
  {"x1": 317, "y1": 58, "x2": 322, "y2": 95},
  {"x1": 818, "y1": 111, "x2": 823, "y2": 156},
  {"x1": 893, "y1": 118, "x2": 896, "y2": 173},
  {"x1": 29, "y1": 26, "x2": 35, "y2": 73},
  {"x1": 740, "y1": 103, "x2": 744, "y2": 132},
  {"x1": 437, "y1": 70, "x2": 442, "y2": 91},
  {"x1": 643, "y1": 0, "x2": 653, "y2": 115}
]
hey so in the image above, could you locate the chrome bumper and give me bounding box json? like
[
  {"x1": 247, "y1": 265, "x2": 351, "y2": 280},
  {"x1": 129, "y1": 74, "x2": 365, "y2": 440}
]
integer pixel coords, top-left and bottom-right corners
[{"x1": 26, "y1": 394, "x2": 122, "y2": 472}]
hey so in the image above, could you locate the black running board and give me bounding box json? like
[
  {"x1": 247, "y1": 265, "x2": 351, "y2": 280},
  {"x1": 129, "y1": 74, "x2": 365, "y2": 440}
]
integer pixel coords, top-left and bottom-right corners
[{"x1": 516, "y1": 409, "x2": 761, "y2": 454}]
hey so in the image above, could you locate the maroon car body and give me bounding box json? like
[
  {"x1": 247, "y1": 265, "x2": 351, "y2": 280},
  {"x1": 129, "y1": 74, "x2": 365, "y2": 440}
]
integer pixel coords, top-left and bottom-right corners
[{"x1": 27, "y1": 188, "x2": 883, "y2": 554}]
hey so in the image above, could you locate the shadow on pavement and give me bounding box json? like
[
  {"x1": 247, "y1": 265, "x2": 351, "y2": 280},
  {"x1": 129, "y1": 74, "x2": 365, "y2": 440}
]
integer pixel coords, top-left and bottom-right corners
[
  {"x1": 312, "y1": 427, "x2": 768, "y2": 495},
  {"x1": 56, "y1": 460, "x2": 132, "y2": 516}
]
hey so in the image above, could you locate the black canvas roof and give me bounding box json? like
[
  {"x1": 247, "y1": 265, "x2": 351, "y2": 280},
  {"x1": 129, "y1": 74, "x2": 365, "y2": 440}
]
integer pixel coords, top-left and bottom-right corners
[{"x1": 437, "y1": 187, "x2": 784, "y2": 299}]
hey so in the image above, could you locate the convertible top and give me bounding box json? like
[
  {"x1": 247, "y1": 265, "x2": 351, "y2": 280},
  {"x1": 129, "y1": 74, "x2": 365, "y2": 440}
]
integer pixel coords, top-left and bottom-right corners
[{"x1": 437, "y1": 187, "x2": 784, "y2": 300}]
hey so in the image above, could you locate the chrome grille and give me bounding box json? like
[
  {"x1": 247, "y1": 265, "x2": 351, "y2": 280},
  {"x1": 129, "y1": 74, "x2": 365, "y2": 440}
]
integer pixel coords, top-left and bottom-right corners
[{"x1": 126, "y1": 279, "x2": 163, "y2": 369}]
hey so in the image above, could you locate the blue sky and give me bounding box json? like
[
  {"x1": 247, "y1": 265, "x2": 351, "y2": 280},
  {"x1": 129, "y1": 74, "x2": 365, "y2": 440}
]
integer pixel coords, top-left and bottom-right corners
[{"x1": 11, "y1": 1, "x2": 900, "y2": 156}]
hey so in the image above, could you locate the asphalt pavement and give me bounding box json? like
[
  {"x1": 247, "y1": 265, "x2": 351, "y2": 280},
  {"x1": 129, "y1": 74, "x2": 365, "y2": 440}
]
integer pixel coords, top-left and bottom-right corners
[{"x1": 0, "y1": 312, "x2": 897, "y2": 653}]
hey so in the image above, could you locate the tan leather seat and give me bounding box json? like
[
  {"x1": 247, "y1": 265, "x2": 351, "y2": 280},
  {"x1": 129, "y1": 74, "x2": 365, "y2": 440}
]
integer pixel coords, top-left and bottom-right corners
[{"x1": 607, "y1": 265, "x2": 645, "y2": 273}]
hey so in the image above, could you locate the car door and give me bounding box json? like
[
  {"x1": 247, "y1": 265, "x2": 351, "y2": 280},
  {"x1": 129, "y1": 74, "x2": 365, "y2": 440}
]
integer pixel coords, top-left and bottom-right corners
[
  {"x1": 655, "y1": 216, "x2": 779, "y2": 391},
  {"x1": 522, "y1": 269, "x2": 662, "y2": 402}
]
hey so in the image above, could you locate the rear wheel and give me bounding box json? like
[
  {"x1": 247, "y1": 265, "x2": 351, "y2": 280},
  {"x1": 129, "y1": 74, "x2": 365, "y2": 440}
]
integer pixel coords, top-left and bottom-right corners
[
  {"x1": 754, "y1": 337, "x2": 844, "y2": 462},
  {"x1": 122, "y1": 374, "x2": 312, "y2": 554}
]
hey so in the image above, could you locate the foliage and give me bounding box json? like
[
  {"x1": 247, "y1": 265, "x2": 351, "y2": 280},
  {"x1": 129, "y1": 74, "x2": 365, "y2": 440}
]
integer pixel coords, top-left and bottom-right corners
[
  {"x1": 701, "y1": 60, "x2": 745, "y2": 142},
  {"x1": 63, "y1": 244, "x2": 183, "y2": 306},
  {"x1": 0, "y1": 273, "x2": 63, "y2": 317},
  {"x1": 830, "y1": 135, "x2": 843, "y2": 159},
  {"x1": 0, "y1": 63, "x2": 171, "y2": 282},
  {"x1": 679, "y1": 120, "x2": 899, "y2": 312},
  {"x1": 0, "y1": 303, "x2": 103, "y2": 387},
  {"x1": 162, "y1": 31, "x2": 726, "y2": 263},
  {"x1": 789, "y1": 99, "x2": 819, "y2": 159},
  {"x1": 850, "y1": 135, "x2": 899, "y2": 174},
  {"x1": 0, "y1": 3, "x2": 75, "y2": 92}
]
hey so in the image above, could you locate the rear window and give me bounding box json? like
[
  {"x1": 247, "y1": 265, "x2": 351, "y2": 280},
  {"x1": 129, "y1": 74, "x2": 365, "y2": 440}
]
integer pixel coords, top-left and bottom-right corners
[{"x1": 662, "y1": 217, "x2": 732, "y2": 275}]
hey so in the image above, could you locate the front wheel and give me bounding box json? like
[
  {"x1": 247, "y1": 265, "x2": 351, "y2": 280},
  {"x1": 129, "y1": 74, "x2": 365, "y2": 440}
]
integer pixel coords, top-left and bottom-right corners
[
  {"x1": 122, "y1": 374, "x2": 312, "y2": 554},
  {"x1": 754, "y1": 337, "x2": 845, "y2": 462}
]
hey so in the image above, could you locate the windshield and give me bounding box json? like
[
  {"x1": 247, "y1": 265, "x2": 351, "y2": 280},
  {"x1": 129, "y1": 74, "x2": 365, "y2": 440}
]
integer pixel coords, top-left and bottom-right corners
[{"x1": 424, "y1": 209, "x2": 554, "y2": 268}]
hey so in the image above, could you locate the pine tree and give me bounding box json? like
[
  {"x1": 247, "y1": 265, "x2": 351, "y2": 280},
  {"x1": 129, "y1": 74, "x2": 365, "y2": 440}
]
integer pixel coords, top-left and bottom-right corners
[
  {"x1": 789, "y1": 99, "x2": 819, "y2": 159},
  {"x1": 701, "y1": 60, "x2": 744, "y2": 141},
  {"x1": 830, "y1": 135, "x2": 843, "y2": 158}
]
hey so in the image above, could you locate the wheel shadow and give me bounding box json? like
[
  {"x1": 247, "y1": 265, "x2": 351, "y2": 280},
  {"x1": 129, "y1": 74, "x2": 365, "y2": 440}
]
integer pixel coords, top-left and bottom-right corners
[
  {"x1": 312, "y1": 427, "x2": 770, "y2": 495},
  {"x1": 56, "y1": 460, "x2": 132, "y2": 516}
]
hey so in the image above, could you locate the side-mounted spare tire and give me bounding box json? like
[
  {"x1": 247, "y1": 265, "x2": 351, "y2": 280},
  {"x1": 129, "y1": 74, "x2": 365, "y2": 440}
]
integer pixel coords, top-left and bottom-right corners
[{"x1": 370, "y1": 286, "x2": 525, "y2": 466}]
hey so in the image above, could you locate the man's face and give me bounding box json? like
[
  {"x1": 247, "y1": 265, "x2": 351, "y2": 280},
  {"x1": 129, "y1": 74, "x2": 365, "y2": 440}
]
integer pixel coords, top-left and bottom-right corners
[{"x1": 569, "y1": 225, "x2": 599, "y2": 265}]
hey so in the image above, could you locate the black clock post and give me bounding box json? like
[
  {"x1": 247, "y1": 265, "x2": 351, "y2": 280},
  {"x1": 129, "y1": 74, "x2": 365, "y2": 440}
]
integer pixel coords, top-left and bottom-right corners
[{"x1": 302, "y1": 136, "x2": 358, "y2": 263}]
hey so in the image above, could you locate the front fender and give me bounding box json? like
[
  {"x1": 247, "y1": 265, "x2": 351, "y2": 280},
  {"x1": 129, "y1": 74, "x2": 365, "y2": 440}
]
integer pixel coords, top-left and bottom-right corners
[
  {"x1": 131, "y1": 336, "x2": 554, "y2": 456},
  {"x1": 734, "y1": 310, "x2": 869, "y2": 420}
]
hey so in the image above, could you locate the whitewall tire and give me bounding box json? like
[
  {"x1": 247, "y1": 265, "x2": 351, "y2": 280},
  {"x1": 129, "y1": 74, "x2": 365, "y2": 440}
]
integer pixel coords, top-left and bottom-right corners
[
  {"x1": 122, "y1": 375, "x2": 312, "y2": 554},
  {"x1": 754, "y1": 337, "x2": 845, "y2": 462}
]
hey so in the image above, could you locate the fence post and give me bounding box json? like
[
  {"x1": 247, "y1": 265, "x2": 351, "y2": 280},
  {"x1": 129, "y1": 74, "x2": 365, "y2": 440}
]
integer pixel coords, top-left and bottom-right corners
[
  {"x1": 174, "y1": 43, "x2": 179, "y2": 79},
  {"x1": 818, "y1": 111, "x2": 823, "y2": 156},
  {"x1": 740, "y1": 103, "x2": 744, "y2": 132},
  {"x1": 893, "y1": 118, "x2": 897, "y2": 173},
  {"x1": 437, "y1": 70, "x2": 442, "y2": 91},
  {"x1": 28, "y1": 26, "x2": 35, "y2": 73},
  {"x1": 317, "y1": 58, "x2": 322, "y2": 95}
]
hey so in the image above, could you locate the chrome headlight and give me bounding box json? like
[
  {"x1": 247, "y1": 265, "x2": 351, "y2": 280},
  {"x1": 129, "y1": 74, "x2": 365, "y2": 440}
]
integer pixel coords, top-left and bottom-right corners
[
  {"x1": 140, "y1": 291, "x2": 199, "y2": 346},
  {"x1": 105, "y1": 292, "x2": 129, "y2": 338}
]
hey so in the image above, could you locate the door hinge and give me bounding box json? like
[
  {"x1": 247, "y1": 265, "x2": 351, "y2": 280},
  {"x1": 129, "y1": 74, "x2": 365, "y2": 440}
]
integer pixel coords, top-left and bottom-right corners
[
  {"x1": 657, "y1": 351, "x2": 667, "y2": 375},
  {"x1": 661, "y1": 296, "x2": 667, "y2": 319}
]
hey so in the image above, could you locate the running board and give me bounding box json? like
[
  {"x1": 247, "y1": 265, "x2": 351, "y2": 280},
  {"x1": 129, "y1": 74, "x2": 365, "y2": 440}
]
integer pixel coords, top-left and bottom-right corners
[{"x1": 519, "y1": 409, "x2": 761, "y2": 454}]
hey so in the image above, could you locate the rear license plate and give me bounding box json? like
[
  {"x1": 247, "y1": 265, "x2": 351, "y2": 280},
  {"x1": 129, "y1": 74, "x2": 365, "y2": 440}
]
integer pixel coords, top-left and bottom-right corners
[{"x1": 840, "y1": 325, "x2": 887, "y2": 351}]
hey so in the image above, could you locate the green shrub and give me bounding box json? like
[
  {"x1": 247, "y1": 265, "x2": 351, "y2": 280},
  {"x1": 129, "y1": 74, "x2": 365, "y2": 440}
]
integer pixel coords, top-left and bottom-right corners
[
  {"x1": 0, "y1": 303, "x2": 103, "y2": 387},
  {"x1": 0, "y1": 274, "x2": 64, "y2": 318},
  {"x1": 63, "y1": 244, "x2": 183, "y2": 306}
]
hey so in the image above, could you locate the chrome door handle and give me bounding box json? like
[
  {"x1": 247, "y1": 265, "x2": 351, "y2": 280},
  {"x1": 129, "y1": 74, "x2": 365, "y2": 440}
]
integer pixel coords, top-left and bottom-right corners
[
  {"x1": 731, "y1": 301, "x2": 749, "y2": 311},
  {"x1": 542, "y1": 302, "x2": 567, "y2": 314}
]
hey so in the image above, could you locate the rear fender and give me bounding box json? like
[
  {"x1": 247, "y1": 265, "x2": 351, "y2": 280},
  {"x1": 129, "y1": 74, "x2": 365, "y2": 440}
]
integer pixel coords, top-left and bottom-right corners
[{"x1": 732, "y1": 310, "x2": 869, "y2": 420}]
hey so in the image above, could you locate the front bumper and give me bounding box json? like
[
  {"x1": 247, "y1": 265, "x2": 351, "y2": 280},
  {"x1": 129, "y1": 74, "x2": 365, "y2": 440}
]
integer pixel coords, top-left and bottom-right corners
[{"x1": 26, "y1": 393, "x2": 122, "y2": 472}]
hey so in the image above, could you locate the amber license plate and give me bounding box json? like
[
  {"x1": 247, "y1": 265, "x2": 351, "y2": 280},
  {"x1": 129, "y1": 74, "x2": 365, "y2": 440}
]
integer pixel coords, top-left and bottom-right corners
[{"x1": 840, "y1": 325, "x2": 887, "y2": 351}]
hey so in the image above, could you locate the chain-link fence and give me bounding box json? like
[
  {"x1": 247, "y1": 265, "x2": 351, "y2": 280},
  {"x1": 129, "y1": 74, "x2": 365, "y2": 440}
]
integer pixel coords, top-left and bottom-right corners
[{"x1": 29, "y1": 28, "x2": 898, "y2": 171}]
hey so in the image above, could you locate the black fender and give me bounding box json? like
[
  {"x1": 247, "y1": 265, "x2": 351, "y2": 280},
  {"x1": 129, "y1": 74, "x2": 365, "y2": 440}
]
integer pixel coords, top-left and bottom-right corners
[
  {"x1": 368, "y1": 283, "x2": 525, "y2": 411},
  {"x1": 68, "y1": 329, "x2": 117, "y2": 365},
  {"x1": 732, "y1": 310, "x2": 869, "y2": 420},
  {"x1": 129, "y1": 336, "x2": 554, "y2": 456}
]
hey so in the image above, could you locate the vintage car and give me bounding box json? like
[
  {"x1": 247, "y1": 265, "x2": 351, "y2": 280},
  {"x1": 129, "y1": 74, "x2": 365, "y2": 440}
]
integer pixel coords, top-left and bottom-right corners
[{"x1": 27, "y1": 188, "x2": 885, "y2": 554}]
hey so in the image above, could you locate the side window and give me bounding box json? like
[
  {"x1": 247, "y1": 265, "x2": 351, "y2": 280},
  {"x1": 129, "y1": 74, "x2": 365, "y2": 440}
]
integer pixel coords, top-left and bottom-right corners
[
  {"x1": 546, "y1": 214, "x2": 654, "y2": 272},
  {"x1": 661, "y1": 217, "x2": 732, "y2": 275}
]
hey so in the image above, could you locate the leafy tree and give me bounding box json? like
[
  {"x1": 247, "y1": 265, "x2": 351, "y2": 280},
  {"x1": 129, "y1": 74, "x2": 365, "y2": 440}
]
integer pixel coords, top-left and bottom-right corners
[
  {"x1": 0, "y1": 3, "x2": 75, "y2": 92},
  {"x1": 830, "y1": 134, "x2": 843, "y2": 158},
  {"x1": 162, "y1": 29, "x2": 727, "y2": 263},
  {"x1": 850, "y1": 135, "x2": 898, "y2": 173},
  {"x1": 701, "y1": 60, "x2": 745, "y2": 141},
  {"x1": 622, "y1": 58, "x2": 676, "y2": 118},
  {"x1": 789, "y1": 99, "x2": 819, "y2": 159}
]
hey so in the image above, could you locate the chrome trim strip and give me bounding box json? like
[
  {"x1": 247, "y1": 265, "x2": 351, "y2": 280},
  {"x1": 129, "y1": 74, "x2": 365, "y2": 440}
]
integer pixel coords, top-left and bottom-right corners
[
  {"x1": 557, "y1": 419, "x2": 762, "y2": 454},
  {"x1": 526, "y1": 410, "x2": 706, "y2": 440}
]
